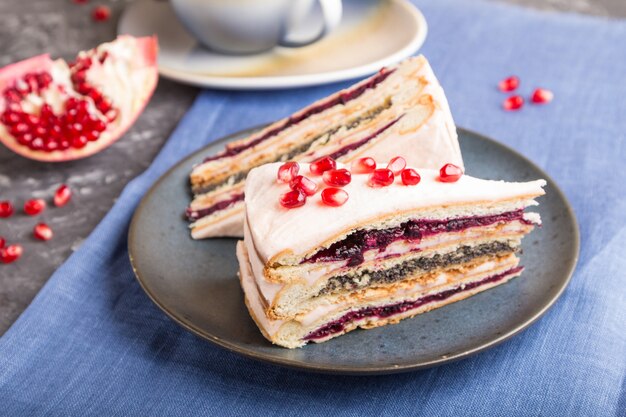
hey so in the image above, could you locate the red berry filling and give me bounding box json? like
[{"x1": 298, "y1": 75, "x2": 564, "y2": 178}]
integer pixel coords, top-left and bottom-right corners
[{"x1": 303, "y1": 266, "x2": 523, "y2": 341}]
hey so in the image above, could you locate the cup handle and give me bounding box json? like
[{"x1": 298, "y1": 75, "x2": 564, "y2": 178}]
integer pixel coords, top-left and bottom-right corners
[{"x1": 278, "y1": 0, "x2": 343, "y2": 48}]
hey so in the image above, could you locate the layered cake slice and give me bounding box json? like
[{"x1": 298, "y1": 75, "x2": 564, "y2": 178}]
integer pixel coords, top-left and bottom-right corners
[
  {"x1": 237, "y1": 158, "x2": 546, "y2": 348},
  {"x1": 187, "y1": 55, "x2": 463, "y2": 239}
]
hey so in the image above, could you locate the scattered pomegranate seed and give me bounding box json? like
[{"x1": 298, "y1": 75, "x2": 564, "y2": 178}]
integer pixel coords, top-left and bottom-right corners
[
  {"x1": 321, "y1": 188, "x2": 349, "y2": 207},
  {"x1": 0, "y1": 201, "x2": 14, "y2": 218},
  {"x1": 53, "y1": 184, "x2": 72, "y2": 207},
  {"x1": 400, "y1": 168, "x2": 421, "y2": 186},
  {"x1": 531, "y1": 88, "x2": 554, "y2": 104},
  {"x1": 0, "y1": 237, "x2": 4, "y2": 248},
  {"x1": 369, "y1": 168, "x2": 394, "y2": 187},
  {"x1": 0, "y1": 244, "x2": 23, "y2": 264},
  {"x1": 92, "y1": 5, "x2": 111, "y2": 21},
  {"x1": 73, "y1": 0, "x2": 89, "y2": 4},
  {"x1": 289, "y1": 175, "x2": 318, "y2": 196},
  {"x1": 439, "y1": 163, "x2": 463, "y2": 183},
  {"x1": 323, "y1": 168, "x2": 351, "y2": 187},
  {"x1": 33, "y1": 223, "x2": 53, "y2": 241},
  {"x1": 498, "y1": 76, "x2": 520, "y2": 92},
  {"x1": 351, "y1": 157, "x2": 376, "y2": 174},
  {"x1": 503, "y1": 95, "x2": 524, "y2": 111},
  {"x1": 277, "y1": 162, "x2": 299, "y2": 183},
  {"x1": 309, "y1": 156, "x2": 337, "y2": 176},
  {"x1": 279, "y1": 190, "x2": 306, "y2": 209},
  {"x1": 386, "y1": 156, "x2": 406, "y2": 175},
  {"x1": 23, "y1": 198, "x2": 46, "y2": 216}
]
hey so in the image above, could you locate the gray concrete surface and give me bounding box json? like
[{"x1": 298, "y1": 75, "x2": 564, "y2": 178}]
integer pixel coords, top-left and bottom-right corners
[{"x1": 0, "y1": 0, "x2": 623, "y2": 335}]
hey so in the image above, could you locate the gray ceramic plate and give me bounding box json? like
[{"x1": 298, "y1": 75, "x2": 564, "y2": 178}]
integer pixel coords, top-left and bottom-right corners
[{"x1": 128, "y1": 127, "x2": 579, "y2": 375}]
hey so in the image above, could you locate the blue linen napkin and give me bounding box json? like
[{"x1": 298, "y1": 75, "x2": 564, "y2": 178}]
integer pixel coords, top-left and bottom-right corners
[{"x1": 1, "y1": 0, "x2": 625, "y2": 415}]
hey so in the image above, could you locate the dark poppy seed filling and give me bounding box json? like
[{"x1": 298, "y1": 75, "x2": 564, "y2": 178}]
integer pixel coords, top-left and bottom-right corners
[
  {"x1": 305, "y1": 210, "x2": 531, "y2": 266},
  {"x1": 319, "y1": 241, "x2": 517, "y2": 295},
  {"x1": 303, "y1": 266, "x2": 524, "y2": 341},
  {"x1": 202, "y1": 69, "x2": 396, "y2": 163},
  {"x1": 186, "y1": 193, "x2": 244, "y2": 221},
  {"x1": 326, "y1": 115, "x2": 403, "y2": 160},
  {"x1": 191, "y1": 100, "x2": 393, "y2": 196}
]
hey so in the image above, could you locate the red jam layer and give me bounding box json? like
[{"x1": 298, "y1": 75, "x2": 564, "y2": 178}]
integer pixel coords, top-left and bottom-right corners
[
  {"x1": 306, "y1": 210, "x2": 531, "y2": 266},
  {"x1": 186, "y1": 193, "x2": 244, "y2": 221},
  {"x1": 202, "y1": 69, "x2": 396, "y2": 163},
  {"x1": 327, "y1": 115, "x2": 403, "y2": 160},
  {"x1": 303, "y1": 266, "x2": 523, "y2": 341}
]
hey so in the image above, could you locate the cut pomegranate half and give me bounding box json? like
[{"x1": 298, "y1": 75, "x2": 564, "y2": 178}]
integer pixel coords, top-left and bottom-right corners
[{"x1": 0, "y1": 35, "x2": 158, "y2": 162}]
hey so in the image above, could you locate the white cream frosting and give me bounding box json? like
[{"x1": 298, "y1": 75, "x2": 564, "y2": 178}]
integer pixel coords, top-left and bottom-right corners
[{"x1": 244, "y1": 163, "x2": 545, "y2": 264}]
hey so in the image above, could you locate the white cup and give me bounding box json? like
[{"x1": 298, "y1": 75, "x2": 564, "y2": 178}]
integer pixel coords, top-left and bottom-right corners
[{"x1": 171, "y1": 0, "x2": 343, "y2": 54}]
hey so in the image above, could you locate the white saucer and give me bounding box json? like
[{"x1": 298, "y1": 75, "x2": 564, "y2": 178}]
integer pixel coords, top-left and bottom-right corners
[{"x1": 118, "y1": 0, "x2": 427, "y2": 90}]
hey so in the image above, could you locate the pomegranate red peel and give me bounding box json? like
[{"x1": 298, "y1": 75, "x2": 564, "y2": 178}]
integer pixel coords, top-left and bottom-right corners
[{"x1": 0, "y1": 35, "x2": 159, "y2": 162}]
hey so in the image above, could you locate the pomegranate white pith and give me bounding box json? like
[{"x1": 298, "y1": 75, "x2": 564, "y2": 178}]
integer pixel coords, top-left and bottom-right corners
[{"x1": 0, "y1": 35, "x2": 158, "y2": 162}]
